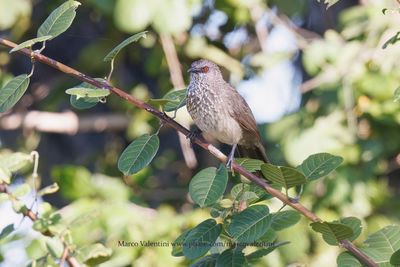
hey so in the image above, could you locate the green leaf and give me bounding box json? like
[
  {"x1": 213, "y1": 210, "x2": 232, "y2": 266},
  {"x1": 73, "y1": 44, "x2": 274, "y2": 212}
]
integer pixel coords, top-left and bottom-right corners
[
  {"x1": 65, "y1": 87, "x2": 110, "y2": 98},
  {"x1": 258, "y1": 228, "x2": 277, "y2": 243},
  {"x1": 0, "y1": 152, "x2": 32, "y2": 173},
  {"x1": 11, "y1": 200, "x2": 25, "y2": 213},
  {"x1": 382, "y1": 32, "x2": 400, "y2": 49},
  {"x1": 235, "y1": 158, "x2": 264, "y2": 172},
  {"x1": 394, "y1": 87, "x2": 400, "y2": 102},
  {"x1": 103, "y1": 31, "x2": 148, "y2": 62},
  {"x1": 248, "y1": 183, "x2": 278, "y2": 201},
  {"x1": 80, "y1": 243, "x2": 112, "y2": 266},
  {"x1": 335, "y1": 217, "x2": 362, "y2": 242},
  {"x1": 216, "y1": 249, "x2": 245, "y2": 267},
  {"x1": 70, "y1": 79, "x2": 107, "y2": 90},
  {"x1": 12, "y1": 183, "x2": 31, "y2": 197},
  {"x1": 261, "y1": 164, "x2": 306, "y2": 189},
  {"x1": 231, "y1": 183, "x2": 276, "y2": 204},
  {"x1": 147, "y1": 98, "x2": 172, "y2": 106},
  {"x1": 191, "y1": 254, "x2": 218, "y2": 267},
  {"x1": 38, "y1": 183, "x2": 59, "y2": 196},
  {"x1": 118, "y1": 134, "x2": 159, "y2": 175},
  {"x1": 297, "y1": 153, "x2": 343, "y2": 181},
  {"x1": 362, "y1": 247, "x2": 391, "y2": 265},
  {"x1": 219, "y1": 199, "x2": 233, "y2": 209},
  {"x1": 33, "y1": 213, "x2": 62, "y2": 234},
  {"x1": 364, "y1": 225, "x2": 400, "y2": 261},
  {"x1": 209, "y1": 237, "x2": 225, "y2": 255},
  {"x1": 150, "y1": 89, "x2": 187, "y2": 112},
  {"x1": 182, "y1": 219, "x2": 222, "y2": 259},
  {"x1": 337, "y1": 252, "x2": 362, "y2": 267},
  {"x1": 231, "y1": 183, "x2": 251, "y2": 199},
  {"x1": 0, "y1": 224, "x2": 14, "y2": 241},
  {"x1": 189, "y1": 164, "x2": 228, "y2": 208},
  {"x1": 163, "y1": 89, "x2": 187, "y2": 112},
  {"x1": 210, "y1": 207, "x2": 221, "y2": 218},
  {"x1": 37, "y1": 1, "x2": 81, "y2": 39},
  {"x1": 233, "y1": 189, "x2": 259, "y2": 203},
  {"x1": 310, "y1": 221, "x2": 353, "y2": 245},
  {"x1": 246, "y1": 241, "x2": 290, "y2": 262},
  {"x1": 228, "y1": 205, "x2": 271, "y2": 243},
  {"x1": 70, "y1": 95, "x2": 99, "y2": 109},
  {"x1": 45, "y1": 236, "x2": 64, "y2": 258},
  {"x1": 0, "y1": 74, "x2": 30, "y2": 112},
  {"x1": 172, "y1": 229, "x2": 191, "y2": 257},
  {"x1": 67, "y1": 79, "x2": 106, "y2": 109},
  {"x1": 317, "y1": 0, "x2": 340, "y2": 8},
  {"x1": 390, "y1": 249, "x2": 400, "y2": 265},
  {"x1": 0, "y1": 167, "x2": 11, "y2": 184},
  {"x1": 10, "y1": 36, "x2": 53, "y2": 53},
  {"x1": 271, "y1": 210, "x2": 301, "y2": 231}
]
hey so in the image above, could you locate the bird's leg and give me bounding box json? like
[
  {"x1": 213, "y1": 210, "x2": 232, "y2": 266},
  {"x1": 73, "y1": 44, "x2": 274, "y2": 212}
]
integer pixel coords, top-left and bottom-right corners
[
  {"x1": 186, "y1": 127, "x2": 202, "y2": 148},
  {"x1": 226, "y1": 143, "x2": 237, "y2": 170}
]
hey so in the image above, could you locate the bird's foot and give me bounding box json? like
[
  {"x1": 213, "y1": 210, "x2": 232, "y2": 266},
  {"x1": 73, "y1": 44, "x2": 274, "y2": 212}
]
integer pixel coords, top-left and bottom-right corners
[
  {"x1": 186, "y1": 128, "x2": 202, "y2": 147},
  {"x1": 226, "y1": 157, "x2": 234, "y2": 171},
  {"x1": 289, "y1": 197, "x2": 300, "y2": 203},
  {"x1": 226, "y1": 144, "x2": 237, "y2": 172}
]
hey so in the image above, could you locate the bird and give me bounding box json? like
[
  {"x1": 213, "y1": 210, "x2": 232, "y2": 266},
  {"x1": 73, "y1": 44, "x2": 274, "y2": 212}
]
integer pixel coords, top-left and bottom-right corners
[{"x1": 186, "y1": 59, "x2": 268, "y2": 168}]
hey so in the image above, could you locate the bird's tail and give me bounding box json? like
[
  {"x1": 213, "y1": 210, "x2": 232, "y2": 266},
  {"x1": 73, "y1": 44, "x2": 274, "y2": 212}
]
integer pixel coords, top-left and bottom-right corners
[{"x1": 237, "y1": 141, "x2": 269, "y2": 163}]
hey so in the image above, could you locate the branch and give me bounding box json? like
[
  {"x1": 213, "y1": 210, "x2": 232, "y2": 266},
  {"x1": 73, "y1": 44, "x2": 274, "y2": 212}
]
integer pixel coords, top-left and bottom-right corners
[
  {"x1": 0, "y1": 38, "x2": 377, "y2": 267},
  {"x1": 0, "y1": 183, "x2": 80, "y2": 267}
]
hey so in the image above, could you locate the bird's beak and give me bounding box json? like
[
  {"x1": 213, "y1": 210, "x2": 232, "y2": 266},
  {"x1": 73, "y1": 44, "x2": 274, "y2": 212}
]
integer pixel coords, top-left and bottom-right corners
[{"x1": 187, "y1": 67, "x2": 197, "y2": 73}]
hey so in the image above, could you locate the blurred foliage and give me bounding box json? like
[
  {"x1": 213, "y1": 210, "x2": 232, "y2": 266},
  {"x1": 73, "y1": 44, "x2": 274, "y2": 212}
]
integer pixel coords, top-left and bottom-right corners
[{"x1": 0, "y1": 0, "x2": 400, "y2": 266}]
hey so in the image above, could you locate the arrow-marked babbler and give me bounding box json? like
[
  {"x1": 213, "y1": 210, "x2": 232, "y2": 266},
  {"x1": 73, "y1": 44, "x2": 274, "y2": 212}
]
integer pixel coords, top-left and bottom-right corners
[{"x1": 186, "y1": 59, "x2": 268, "y2": 167}]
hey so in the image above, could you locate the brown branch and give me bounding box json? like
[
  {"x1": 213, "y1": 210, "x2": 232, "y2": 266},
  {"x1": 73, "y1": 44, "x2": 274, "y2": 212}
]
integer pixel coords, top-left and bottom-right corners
[
  {"x1": 300, "y1": 75, "x2": 325, "y2": 93},
  {"x1": 250, "y1": 4, "x2": 269, "y2": 52},
  {"x1": 66, "y1": 256, "x2": 80, "y2": 267},
  {"x1": 0, "y1": 38, "x2": 377, "y2": 267},
  {"x1": 59, "y1": 245, "x2": 69, "y2": 267},
  {"x1": 0, "y1": 183, "x2": 80, "y2": 267}
]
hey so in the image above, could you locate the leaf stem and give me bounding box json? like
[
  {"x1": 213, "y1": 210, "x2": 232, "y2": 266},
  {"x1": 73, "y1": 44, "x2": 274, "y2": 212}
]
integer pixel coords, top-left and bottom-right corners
[{"x1": 107, "y1": 58, "x2": 114, "y2": 82}]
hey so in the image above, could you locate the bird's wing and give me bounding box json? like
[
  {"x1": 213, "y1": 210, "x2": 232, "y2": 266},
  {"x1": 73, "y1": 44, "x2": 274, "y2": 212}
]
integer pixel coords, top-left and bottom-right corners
[{"x1": 225, "y1": 83, "x2": 260, "y2": 139}]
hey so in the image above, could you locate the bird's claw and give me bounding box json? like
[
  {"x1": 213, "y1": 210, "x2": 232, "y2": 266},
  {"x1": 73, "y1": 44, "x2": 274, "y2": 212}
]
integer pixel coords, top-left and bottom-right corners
[
  {"x1": 186, "y1": 129, "x2": 202, "y2": 147},
  {"x1": 226, "y1": 157, "x2": 234, "y2": 171},
  {"x1": 226, "y1": 143, "x2": 237, "y2": 172}
]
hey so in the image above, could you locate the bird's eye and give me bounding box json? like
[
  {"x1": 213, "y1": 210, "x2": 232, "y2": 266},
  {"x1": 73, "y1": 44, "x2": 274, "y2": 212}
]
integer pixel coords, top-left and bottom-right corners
[{"x1": 201, "y1": 66, "x2": 209, "y2": 73}]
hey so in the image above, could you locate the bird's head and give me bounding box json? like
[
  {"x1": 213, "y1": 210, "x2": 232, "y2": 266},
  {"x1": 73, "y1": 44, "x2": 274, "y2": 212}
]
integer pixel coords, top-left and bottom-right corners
[{"x1": 188, "y1": 59, "x2": 222, "y2": 81}]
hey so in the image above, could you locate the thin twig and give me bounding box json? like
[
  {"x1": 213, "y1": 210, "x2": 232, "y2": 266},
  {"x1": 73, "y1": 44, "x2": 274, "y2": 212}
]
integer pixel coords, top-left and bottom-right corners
[
  {"x1": 160, "y1": 34, "x2": 197, "y2": 169},
  {"x1": 250, "y1": 5, "x2": 269, "y2": 52},
  {"x1": 0, "y1": 183, "x2": 80, "y2": 267},
  {"x1": 0, "y1": 37, "x2": 377, "y2": 267},
  {"x1": 59, "y1": 245, "x2": 69, "y2": 267}
]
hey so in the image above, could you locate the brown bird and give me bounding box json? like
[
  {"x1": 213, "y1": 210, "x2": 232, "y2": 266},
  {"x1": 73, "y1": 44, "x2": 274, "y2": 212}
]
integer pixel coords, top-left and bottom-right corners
[{"x1": 186, "y1": 59, "x2": 268, "y2": 167}]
